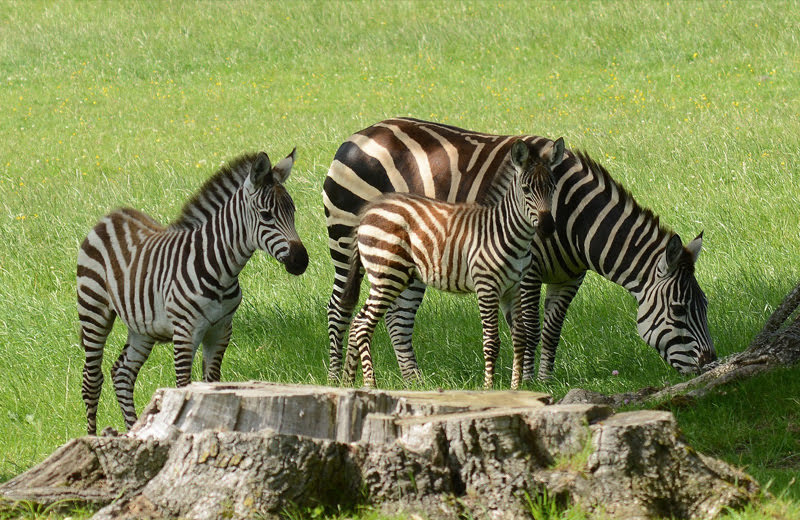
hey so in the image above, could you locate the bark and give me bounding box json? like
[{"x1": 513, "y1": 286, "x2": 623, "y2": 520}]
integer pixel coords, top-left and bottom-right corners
[
  {"x1": 561, "y1": 281, "x2": 800, "y2": 409},
  {"x1": 1, "y1": 382, "x2": 758, "y2": 519}
]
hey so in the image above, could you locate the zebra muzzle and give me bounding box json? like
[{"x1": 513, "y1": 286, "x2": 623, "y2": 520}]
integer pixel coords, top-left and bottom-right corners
[
  {"x1": 536, "y1": 211, "x2": 555, "y2": 238},
  {"x1": 283, "y1": 241, "x2": 309, "y2": 275},
  {"x1": 698, "y1": 348, "x2": 717, "y2": 367}
]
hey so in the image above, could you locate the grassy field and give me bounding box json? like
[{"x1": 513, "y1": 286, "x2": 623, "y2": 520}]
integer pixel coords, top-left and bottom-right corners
[{"x1": 1, "y1": 1, "x2": 798, "y2": 518}]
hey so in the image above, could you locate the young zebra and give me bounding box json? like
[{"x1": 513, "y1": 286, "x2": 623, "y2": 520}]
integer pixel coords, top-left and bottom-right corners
[
  {"x1": 342, "y1": 138, "x2": 564, "y2": 389},
  {"x1": 77, "y1": 149, "x2": 308, "y2": 434}
]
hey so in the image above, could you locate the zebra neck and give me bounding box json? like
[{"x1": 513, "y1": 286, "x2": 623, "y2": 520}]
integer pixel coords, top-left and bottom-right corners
[
  {"x1": 490, "y1": 182, "x2": 537, "y2": 253},
  {"x1": 197, "y1": 198, "x2": 254, "y2": 286},
  {"x1": 578, "y1": 208, "x2": 672, "y2": 299},
  {"x1": 625, "y1": 236, "x2": 672, "y2": 303},
  {"x1": 556, "y1": 156, "x2": 674, "y2": 298}
]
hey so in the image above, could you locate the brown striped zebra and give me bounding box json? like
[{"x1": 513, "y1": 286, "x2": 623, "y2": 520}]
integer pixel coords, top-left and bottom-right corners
[
  {"x1": 342, "y1": 139, "x2": 563, "y2": 389},
  {"x1": 77, "y1": 149, "x2": 308, "y2": 434},
  {"x1": 323, "y1": 117, "x2": 716, "y2": 383}
]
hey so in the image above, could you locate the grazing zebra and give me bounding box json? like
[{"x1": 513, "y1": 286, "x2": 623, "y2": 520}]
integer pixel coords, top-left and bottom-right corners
[
  {"x1": 77, "y1": 149, "x2": 308, "y2": 434},
  {"x1": 342, "y1": 138, "x2": 563, "y2": 389},
  {"x1": 323, "y1": 117, "x2": 716, "y2": 382}
]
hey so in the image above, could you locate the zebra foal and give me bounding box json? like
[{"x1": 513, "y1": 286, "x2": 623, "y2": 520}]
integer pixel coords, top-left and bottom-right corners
[
  {"x1": 342, "y1": 138, "x2": 564, "y2": 389},
  {"x1": 77, "y1": 149, "x2": 308, "y2": 434}
]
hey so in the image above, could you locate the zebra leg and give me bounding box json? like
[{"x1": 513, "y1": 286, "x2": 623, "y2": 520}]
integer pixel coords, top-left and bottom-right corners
[
  {"x1": 173, "y1": 330, "x2": 200, "y2": 388},
  {"x1": 349, "y1": 283, "x2": 404, "y2": 388},
  {"x1": 202, "y1": 318, "x2": 233, "y2": 383},
  {"x1": 327, "y1": 265, "x2": 358, "y2": 383},
  {"x1": 506, "y1": 288, "x2": 525, "y2": 390},
  {"x1": 78, "y1": 304, "x2": 116, "y2": 436},
  {"x1": 348, "y1": 308, "x2": 378, "y2": 388},
  {"x1": 111, "y1": 332, "x2": 156, "y2": 430},
  {"x1": 476, "y1": 286, "x2": 502, "y2": 389},
  {"x1": 519, "y1": 270, "x2": 543, "y2": 382},
  {"x1": 384, "y1": 280, "x2": 426, "y2": 381},
  {"x1": 342, "y1": 338, "x2": 359, "y2": 385},
  {"x1": 537, "y1": 274, "x2": 585, "y2": 380}
]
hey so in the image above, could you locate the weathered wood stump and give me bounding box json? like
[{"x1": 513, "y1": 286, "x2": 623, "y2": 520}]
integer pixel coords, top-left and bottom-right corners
[{"x1": 0, "y1": 382, "x2": 758, "y2": 519}]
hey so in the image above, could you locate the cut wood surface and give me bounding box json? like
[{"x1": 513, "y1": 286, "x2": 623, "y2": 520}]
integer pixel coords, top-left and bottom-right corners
[{"x1": 0, "y1": 382, "x2": 758, "y2": 519}]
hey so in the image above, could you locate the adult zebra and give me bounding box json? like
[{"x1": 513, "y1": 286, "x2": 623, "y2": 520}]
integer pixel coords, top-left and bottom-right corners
[
  {"x1": 77, "y1": 149, "x2": 308, "y2": 434},
  {"x1": 323, "y1": 117, "x2": 715, "y2": 382}
]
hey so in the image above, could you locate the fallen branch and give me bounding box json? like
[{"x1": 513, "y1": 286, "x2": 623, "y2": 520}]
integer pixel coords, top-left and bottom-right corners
[{"x1": 561, "y1": 281, "x2": 800, "y2": 408}]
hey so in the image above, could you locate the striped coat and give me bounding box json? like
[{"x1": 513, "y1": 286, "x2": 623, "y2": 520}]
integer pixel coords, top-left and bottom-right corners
[
  {"x1": 343, "y1": 139, "x2": 562, "y2": 389},
  {"x1": 323, "y1": 118, "x2": 715, "y2": 381},
  {"x1": 77, "y1": 150, "x2": 308, "y2": 434}
]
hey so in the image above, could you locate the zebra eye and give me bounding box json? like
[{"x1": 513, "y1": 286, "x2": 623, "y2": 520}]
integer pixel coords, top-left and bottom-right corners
[
  {"x1": 521, "y1": 184, "x2": 532, "y2": 194},
  {"x1": 259, "y1": 209, "x2": 273, "y2": 221},
  {"x1": 670, "y1": 304, "x2": 687, "y2": 317}
]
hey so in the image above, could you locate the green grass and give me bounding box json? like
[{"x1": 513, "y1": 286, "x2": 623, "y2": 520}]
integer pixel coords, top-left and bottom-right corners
[
  {"x1": 668, "y1": 365, "x2": 800, "y2": 502},
  {"x1": 1, "y1": 1, "x2": 799, "y2": 518}
]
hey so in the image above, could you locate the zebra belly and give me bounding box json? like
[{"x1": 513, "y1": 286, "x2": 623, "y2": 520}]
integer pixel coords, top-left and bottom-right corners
[
  {"x1": 164, "y1": 290, "x2": 242, "y2": 344},
  {"x1": 416, "y1": 269, "x2": 473, "y2": 294},
  {"x1": 147, "y1": 311, "x2": 174, "y2": 342},
  {"x1": 412, "y1": 259, "x2": 474, "y2": 294},
  {"x1": 113, "y1": 285, "x2": 241, "y2": 345},
  {"x1": 411, "y1": 249, "x2": 533, "y2": 295},
  {"x1": 108, "y1": 282, "x2": 173, "y2": 342},
  {"x1": 409, "y1": 227, "x2": 477, "y2": 293},
  {"x1": 114, "y1": 307, "x2": 174, "y2": 343}
]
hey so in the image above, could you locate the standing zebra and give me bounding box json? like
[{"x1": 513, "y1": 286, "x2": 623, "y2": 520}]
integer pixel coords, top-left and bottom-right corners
[
  {"x1": 77, "y1": 149, "x2": 308, "y2": 434},
  {"x1": 343, "y1": 138, "x2": 563, "y2": 389},
  {"x1": 323, "y1": 117, "x2": 715, "y2": 382}
]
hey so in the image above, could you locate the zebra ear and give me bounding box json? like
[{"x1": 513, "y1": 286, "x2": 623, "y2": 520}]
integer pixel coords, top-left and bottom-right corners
[
  {"x1": 510, "y1": 140, "x2": 529, "y2": 169},
  {"x1": 271, "y1": 147, "x2": 297, "y2": 185},
  {"x1": 248, "y1": 151, "x2": 273, "y2": 189},
  {"x1": 550, "y1": 137, "x2": 565, "y2": 168},
  {"x1": 659, "y1": 233, "x2": 685, "y2": 273},
  {"x1": 686, "y1": 231, "x2": 703, "y2": 263}
]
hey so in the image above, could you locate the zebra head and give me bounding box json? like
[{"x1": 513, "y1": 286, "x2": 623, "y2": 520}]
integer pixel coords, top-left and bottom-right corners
[
  {"x1": 637, "y1": 233, "x2": 715, "y2": 373},
  {"x1": 510, "y1": 137, "x2": 564, "y2": 236},
  {"x1": 243, "y1": 148, "x2": 309, "y2": 275}
]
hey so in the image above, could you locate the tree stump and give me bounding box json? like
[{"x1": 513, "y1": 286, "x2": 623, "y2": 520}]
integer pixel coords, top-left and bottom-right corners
[{"x1": 0, "y1": 382, "x2": 758, "y2": 519}]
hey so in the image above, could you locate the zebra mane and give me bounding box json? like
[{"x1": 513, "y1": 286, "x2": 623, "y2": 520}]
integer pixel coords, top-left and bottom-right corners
[
  {"x1": 571, "y1": 149, "x2": 673, "y2": 237},
  {"x1": 169, "y1": 153, "x2": 259, "y2": 230}
]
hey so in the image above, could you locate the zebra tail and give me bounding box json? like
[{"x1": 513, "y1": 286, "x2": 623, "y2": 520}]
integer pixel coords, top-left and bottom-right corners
[{"x1": 340, "y1": 245, "x2": 364, "y2": 310}]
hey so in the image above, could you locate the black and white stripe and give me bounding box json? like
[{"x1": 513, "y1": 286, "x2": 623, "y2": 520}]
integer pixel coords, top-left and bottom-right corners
[
  {"x1": 77, "y1": 149, "x2": 308, "y2": 434},
  {"x1": 322, "y1": 117, "x2": 715, "y2": 382},
  {"x1": 342, "y1": 139, "x2": 562, "y2": 389}
]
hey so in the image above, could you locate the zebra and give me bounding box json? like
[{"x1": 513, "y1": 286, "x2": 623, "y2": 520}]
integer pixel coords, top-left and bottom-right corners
[
  {"x1": 342, "y1": 138, "x2": 563, "y2": 389},
  {"x1": 322, "y1": 117, "x2": 716, "y2": 383},
  {"x1": 77, "y1": 149, "x2": 308, "y2": 434}
]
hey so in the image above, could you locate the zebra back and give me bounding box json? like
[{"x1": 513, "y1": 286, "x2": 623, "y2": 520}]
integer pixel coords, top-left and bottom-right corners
[{"x1": 323, "y1": 117, "x2": 542, "y2": 236}]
